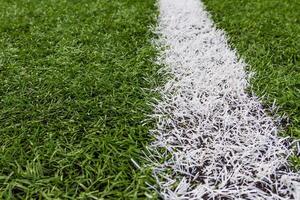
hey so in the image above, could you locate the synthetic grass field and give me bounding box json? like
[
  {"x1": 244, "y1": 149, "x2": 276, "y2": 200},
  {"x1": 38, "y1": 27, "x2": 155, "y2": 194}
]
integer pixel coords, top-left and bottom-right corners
[
  {"x1": 0, "y1": 0, "x2": 299, "y2": 199},
  {"x1": 0, "y1": 0, "x2": 159, "y2": 199},
  {"x1": 202, "y1": 0, "x2": 300, "y2": 168}
]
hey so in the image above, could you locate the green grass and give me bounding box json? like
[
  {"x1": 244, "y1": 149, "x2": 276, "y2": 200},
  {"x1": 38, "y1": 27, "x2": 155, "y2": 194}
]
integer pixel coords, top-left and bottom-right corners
[
  {"x1": 202, "y1": 0, "x2": 300, "y2": 168},
  {"x1": 0, "y1": 0, "x2": 160, "y2": 199}
]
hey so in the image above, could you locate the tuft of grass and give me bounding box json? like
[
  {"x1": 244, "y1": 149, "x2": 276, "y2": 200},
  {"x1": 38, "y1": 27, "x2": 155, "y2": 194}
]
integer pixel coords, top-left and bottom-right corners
[
  {"x1": 0, "y1": 0, "x2": 160, "y2": 199},
  {"x1": 202, "y1": 0, "x2": 300, "y2": 167}
]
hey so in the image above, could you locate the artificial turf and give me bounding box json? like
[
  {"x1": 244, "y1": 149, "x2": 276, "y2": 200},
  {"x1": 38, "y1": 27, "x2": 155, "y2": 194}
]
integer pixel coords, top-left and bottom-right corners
[
  {"x1": 202, "y1": 0, "x2": 300, "y2": 168},
  {"x1": 0, "y1": 0, "x2": 160, "y2": 199}
]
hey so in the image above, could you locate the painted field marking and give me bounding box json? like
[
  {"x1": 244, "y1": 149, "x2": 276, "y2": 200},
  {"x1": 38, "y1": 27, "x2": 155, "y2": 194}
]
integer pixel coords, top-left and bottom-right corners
[{"x1": 149, "y1": 0, "x2": 300, "y2": 199}]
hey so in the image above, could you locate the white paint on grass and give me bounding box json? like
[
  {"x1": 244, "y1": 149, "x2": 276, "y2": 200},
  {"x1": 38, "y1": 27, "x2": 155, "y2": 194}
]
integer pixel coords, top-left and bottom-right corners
[{"x1": 149, "y1": 0, "x2": 300, "y2": 199}]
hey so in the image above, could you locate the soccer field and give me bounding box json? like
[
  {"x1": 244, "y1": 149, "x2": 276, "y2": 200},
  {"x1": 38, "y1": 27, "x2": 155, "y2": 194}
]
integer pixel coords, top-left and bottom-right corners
[{"x1": 0, "y1": 0, "x2": 299, "y2": 199}]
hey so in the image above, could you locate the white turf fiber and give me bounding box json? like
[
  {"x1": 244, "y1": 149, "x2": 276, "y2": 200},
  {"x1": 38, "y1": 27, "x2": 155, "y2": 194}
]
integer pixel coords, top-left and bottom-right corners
[{"x1": 148, "y1": 0, "x2": 300, "y2": 199}]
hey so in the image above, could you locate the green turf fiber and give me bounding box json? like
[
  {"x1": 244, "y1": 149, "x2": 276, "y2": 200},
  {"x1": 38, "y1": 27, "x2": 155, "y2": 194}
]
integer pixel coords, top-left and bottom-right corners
[
  {"x1": 0, "y1": 0, "x2": 160, "y2": 199},
  {"x1": 202, "y1": 0, "x2": 300, "y2": 168}
]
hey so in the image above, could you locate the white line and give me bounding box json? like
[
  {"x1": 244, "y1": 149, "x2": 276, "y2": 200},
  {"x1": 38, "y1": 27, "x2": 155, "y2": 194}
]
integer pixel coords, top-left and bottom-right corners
[{"x1": 148, "y1": 0, "x2": 300, "y2": 199}]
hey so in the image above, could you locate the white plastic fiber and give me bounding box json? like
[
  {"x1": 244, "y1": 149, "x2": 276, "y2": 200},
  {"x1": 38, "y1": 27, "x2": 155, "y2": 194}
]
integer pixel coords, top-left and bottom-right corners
[{"x1": 148, "y1": 0, "x2": 300, "y2": 199}]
